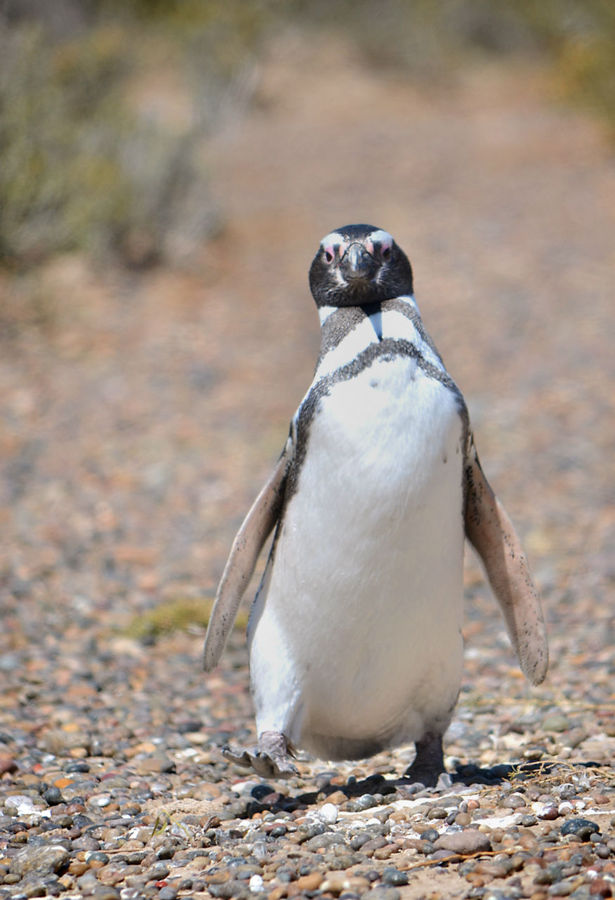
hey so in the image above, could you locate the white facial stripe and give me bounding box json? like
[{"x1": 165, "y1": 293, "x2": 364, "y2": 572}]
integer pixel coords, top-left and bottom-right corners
[
  {"x1": 320, "y1": 231, "x2": 348, "y2": 258},
  {"x1": 368, "y1": 229, "x2": 393, "y2": 251}
]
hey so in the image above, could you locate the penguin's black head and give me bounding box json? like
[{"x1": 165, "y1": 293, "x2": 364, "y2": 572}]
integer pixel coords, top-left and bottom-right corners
[{"x1": 309, "y1": 224, "x2": 413, "y2": 308}]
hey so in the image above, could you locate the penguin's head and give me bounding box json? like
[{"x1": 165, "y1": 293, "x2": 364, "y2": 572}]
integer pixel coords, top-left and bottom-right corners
[{"x1": 309, "y1": 224, "x2": 413, "y2": 308}]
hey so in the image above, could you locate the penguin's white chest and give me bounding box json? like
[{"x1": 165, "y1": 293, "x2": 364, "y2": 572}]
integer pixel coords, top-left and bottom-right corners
[{"x1": 249, "y1": 345, "x2": 465, "y2": 759}]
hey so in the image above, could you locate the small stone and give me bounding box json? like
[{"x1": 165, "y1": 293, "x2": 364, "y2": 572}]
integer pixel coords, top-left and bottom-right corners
[
  {"x1": 304, "y1": 832, "x2": 348, "y2": 851},
  {"x1": 542, "y1": 714, "x2": 571, "y2": 733},
  {"x1": 65, "y1": 761, "x2": 91, "y2": 774},
  {"x1": 317, "y1": 802, "x2": 339, "y2": 824},
  {"x1": 144, "y1": 861, "x2": 170, "y2": 881},
  {"x1": 381, "y1": 867, "x2": 408, "y2": 886},
  {"x1": 134, "y1": 754, "x2": 176, "y2": 776},
  {"x1": 0, "y1": 755, "x2": 18, "y2": 775},
  {"x1": 90, "y1": 887, "x2": 121, "y2": 900},
  {"x1": 536, "y1": 805, "x2": 559, "y2": 820},
  {"x1": 321, "y1": 873, "x2": 351, "y2": 893},
  {"x1": 547, "y1": 878, "x2": 578, "y2": 896},
  {"x1": 294, "y1": 872, "x2": 323, "y2": 891},
  {"x1": 209, "y1": 881, "x2": 245, "y2": 899},
  {"x1": 350, "y1": 833, "x2": 371, "y2": 850},
  {"x1": 589, "y1": 878, "x2": 612, "y2": 896},
  {"x1": 433, "y1": 830, "x2": 492, "y2": 855},
  {"x1": 249, "y1": 873, "x2": 264, "y2": 892},
  {"x1": 42, "y1": 786, "x2": 63, "y2": 806},
  {"x1": 503, "y1": 793, "x2": 527, "y2": 809},
  {"x1": 85, "y1": 851, "x2": 110, "y2": 869},
  {"x1": 68, "y1": 859, "x2": 88, "y2": 876},
  {"x1": 368, "y1": 889, "x2": 401, "y2": 900},
  {"x1": 360, "y1": 835, "x2": 388, "y2": 855},
  {"x1": 4, "y1": 795, "x2": 41, "y2": 817},
  {"x1": 158, "y1": 887, "x2": 178, "y2": 900},
  {"x1": 419, "y1": 828, "x2": 440, "y2": 842},
  {"x1": 560, "y1": 818, "x2": 600, "y2": 840},
  {"x1": 534, "y1": 864, "x2": 564, "y2": 885},
  {"x1": 155, "y1": 843, "x2": 176, "y2": 860},
  {"x1": 355, "y1": 793, "x2": 379, "y2": 811},
  {"x1": 11, "y1": 844, "x2": 70, "y2": 878},
  {"x1": 88, "y1": 793, "x2": 112, "y2": 808},
  {"x1": 427, "y1": 806, "x2": 448, "y2": 819},
  {"x1": 474, "y1": 860, "x2": 512, "y2": 878},
  {"x1": 18, "y1": 873, "x2": 62, "y2": 898}
]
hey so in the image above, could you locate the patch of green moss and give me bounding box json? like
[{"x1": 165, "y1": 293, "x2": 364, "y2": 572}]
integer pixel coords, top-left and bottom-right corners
[{"x1": 124, "y1": 595, "x2": 248, "y2": 642}]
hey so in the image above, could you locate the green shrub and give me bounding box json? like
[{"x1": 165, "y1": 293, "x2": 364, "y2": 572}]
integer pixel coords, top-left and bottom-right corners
[
  {"x1": 290, "y1": 0, "x2": 615, "y2": 132},
  {"x1": 0, "y1": 1, "x2": 278, "y2": 269}
]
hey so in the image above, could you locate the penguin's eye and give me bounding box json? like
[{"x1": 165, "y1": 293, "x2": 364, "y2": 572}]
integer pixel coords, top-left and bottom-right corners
[
  {"x1": 381, "y1": 245, "x2": 391, "y2": 260},
  {"x1": 324, "y1": 249, "x2": 334, "y2": 264}
]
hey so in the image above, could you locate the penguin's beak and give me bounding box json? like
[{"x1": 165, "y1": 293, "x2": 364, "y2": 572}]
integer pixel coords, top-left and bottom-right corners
[{"x1": 340, "y1": 242, "x2": 379, "y2": 281}]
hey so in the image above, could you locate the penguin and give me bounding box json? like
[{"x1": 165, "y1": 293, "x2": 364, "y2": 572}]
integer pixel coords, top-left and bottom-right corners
[{"x1": 203, "y1": 224, "x2": 548, "y2": 785}]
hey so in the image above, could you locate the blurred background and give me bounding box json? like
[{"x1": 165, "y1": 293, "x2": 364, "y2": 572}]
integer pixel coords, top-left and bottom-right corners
[{"x1": 0, "y1": 0, "x2": 614, "y2": 708}]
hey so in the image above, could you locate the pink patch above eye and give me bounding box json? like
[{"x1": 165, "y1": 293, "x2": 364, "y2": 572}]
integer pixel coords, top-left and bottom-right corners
[{"x1": 324, "y1": 244, "x2": 337, "y2": 262}]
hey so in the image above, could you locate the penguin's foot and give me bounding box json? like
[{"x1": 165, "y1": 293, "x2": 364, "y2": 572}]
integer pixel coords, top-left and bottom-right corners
[
  {"x1": 223, "y1": 731, "x2": 299, "y2": 780},
  {"x1": 403, "y1": 732, "x2": 444, "y2": 787}
]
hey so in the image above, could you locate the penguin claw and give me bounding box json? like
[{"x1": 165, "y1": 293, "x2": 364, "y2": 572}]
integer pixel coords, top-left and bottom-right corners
[{"x1": 222, "y1": 742, "x2": 299, "y2": 780}]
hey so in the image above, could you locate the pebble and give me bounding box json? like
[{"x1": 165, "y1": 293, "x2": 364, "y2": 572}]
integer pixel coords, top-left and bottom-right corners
[
  {"x1": 11, "y1": 844, "x2": 70, "y2": 877},
  {"x1": 249, "y1": 873, "x2": 264, "y2": 892},
  {"x1": 381, "y1": 867, "x2": 408, "y2": 886},
  {"x1": 316, "y1": 802, "x2": 339, "y2": 824},
  {"x1": 42, "y1": 786, "x2": 63, "y2": 806},
  {"x1": 368, "y1": 889, "x2": 401, "y2": 900},
  {"x1": 433, "y1": 830, "x2": 493, "y2": 855},
  {"x1": 561, "y1": 818, "x2": 600, "y2": 839}
]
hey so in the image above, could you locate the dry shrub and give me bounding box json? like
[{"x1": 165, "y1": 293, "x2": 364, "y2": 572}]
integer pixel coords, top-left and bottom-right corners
[{"x1": 0, "y1": 0, "x2": 277, "y2": 270}]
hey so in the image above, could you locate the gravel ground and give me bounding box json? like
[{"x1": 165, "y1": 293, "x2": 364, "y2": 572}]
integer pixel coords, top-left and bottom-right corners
[{"x1": 1, "y1": 32, "x2": 614, "y2": 900}]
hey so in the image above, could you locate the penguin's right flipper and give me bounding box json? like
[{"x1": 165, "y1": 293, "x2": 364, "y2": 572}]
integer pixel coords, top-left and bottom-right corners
[
  {"x1": 203, "y1": 438, "x2": 292, "y2": 671},
  {"x1": 463, "y1": 437, "x2": 548, "y2": 686}
]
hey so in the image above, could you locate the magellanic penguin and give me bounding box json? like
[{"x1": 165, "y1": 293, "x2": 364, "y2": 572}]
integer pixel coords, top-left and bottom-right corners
[{"x1": 204, "y1": 224, "x2": 548, "y2": 785}]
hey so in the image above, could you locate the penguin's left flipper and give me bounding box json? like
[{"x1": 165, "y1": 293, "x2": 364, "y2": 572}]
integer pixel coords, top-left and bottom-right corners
[
  {"x1": 203, "y1": 438, "x2": 292, "y2": 672},
  {"x1": 464, "y1": 438, "x2": 548, "y2": 686}
]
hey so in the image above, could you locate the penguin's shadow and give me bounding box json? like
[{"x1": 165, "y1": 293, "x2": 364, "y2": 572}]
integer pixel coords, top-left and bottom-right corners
[{"x1": 244, "y1": 760, "x2": 601, "y2": 818}]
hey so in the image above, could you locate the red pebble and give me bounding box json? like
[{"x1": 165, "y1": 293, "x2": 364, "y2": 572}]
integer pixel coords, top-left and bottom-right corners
[
  {"x1": 589, "y1": 880, "x2": 612, "y2": 897},
  {"x1": 0, "y1": 755, "x2": 17, "y2": 775}
]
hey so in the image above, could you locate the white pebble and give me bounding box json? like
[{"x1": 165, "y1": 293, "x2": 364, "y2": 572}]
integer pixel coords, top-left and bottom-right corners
[
  {"x1": 4, "y1": 795, "x2": 39, "y2": 816},
  {"x1": 317, "y1": 802, "x2": 339, "y2": 824},
  {"x1": 558, "y1": 801, "x2": 574, "y2": 815},
  {"x1": 249, "y1": 874, "x2": 264, "y2": 893},
  {"x1": 88, "y1": 793, "x2": 111, "y2": 808}
]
